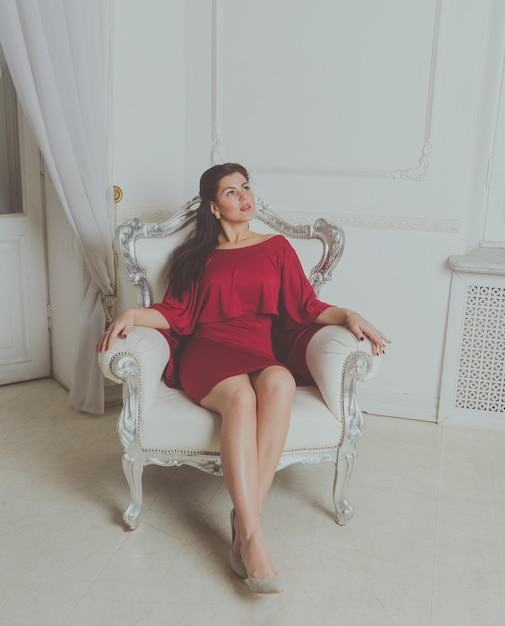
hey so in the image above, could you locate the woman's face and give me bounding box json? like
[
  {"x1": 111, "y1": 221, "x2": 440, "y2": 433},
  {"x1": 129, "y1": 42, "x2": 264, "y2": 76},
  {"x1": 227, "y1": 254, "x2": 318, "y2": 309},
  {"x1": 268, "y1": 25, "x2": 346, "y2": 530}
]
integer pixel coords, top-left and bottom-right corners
[{"x1": 211, "y1": 172, "x2": 255, "y2": 223}]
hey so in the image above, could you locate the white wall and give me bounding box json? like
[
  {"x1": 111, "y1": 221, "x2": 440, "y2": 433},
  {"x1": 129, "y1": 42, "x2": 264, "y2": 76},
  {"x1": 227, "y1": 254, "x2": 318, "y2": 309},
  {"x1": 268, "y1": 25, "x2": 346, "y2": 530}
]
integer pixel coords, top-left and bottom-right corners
[
  {"x1": 112, "y1": 0, "x2": 186, "y2": 211},
  {"x1": 46, "y1": 0, "x2": 505, "y2": 421},
  {"x1": 182, "y1": 0, "x2": 505, "y2": 422}
]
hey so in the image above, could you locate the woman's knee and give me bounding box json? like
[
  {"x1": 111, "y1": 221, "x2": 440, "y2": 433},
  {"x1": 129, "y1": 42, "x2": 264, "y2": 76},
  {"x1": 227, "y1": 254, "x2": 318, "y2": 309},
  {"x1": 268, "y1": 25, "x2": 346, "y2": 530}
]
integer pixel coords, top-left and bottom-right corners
[
  {"x1": 202, "y1": 376, "x2": 257, "y2": 417},
  {"x1": 256, "y1": 366, "x2": 296, "y2": 398},
  {"x1": 226, "y1": 384, "x2": 257, "y2": 416}
]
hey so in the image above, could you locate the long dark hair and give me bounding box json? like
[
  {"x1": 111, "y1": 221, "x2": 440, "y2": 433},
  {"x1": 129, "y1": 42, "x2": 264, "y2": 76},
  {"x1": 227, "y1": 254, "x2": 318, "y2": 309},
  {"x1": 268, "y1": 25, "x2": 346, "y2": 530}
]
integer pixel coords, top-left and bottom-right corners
[{"x1": 167, "y1": 163, "x2": 250, "y2": 300}]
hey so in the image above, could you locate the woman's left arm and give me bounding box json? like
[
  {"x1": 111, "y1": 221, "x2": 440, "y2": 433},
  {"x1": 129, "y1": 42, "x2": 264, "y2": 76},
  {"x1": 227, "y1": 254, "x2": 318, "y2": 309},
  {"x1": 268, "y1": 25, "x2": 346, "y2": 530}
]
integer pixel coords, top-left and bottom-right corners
[{"x1": 314, "y1": 307, "x2": 390, "y2": 356}]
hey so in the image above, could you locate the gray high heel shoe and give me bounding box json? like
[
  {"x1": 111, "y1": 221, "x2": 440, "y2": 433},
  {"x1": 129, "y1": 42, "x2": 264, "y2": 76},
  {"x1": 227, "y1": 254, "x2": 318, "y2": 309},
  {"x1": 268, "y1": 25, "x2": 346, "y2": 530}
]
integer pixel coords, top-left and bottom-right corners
[
  {"x1": 229, "y1": 509, "x2": 247, "y2": 579},
  {"x1": 240, "y1": 546, "x2": 284, "y2": 594}
]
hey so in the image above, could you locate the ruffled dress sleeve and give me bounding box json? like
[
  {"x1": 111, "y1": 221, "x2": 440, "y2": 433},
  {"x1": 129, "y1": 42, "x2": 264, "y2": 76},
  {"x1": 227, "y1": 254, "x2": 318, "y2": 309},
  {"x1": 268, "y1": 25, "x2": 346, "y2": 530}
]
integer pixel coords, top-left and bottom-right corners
[
  {"x1": 149, "y1": 282, "x2": 202, "y2": 388},
  {"x1": 276, "y1": 237, "x2": 332, "y2": 327},
  {"x1": 273, "y1": 237, "x2": 333, "y2": 384},
  {"x1": 150, "y1": 280, "x2": 201, "y2": 335}
]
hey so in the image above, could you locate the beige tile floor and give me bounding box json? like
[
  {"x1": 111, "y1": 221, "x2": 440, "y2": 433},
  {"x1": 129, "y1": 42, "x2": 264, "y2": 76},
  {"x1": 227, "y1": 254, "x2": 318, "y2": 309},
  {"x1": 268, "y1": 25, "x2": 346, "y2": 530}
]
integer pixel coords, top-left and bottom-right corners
[{"x1": 1, "y1": 378, "x2": 504, "y2": 626}]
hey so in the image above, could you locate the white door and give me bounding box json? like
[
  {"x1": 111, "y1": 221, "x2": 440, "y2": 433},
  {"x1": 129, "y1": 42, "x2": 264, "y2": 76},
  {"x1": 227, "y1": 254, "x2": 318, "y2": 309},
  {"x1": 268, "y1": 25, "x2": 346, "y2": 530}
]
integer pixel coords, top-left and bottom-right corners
[{"x1": 0, "y1": 57, "x2": 50, "y2": 384}]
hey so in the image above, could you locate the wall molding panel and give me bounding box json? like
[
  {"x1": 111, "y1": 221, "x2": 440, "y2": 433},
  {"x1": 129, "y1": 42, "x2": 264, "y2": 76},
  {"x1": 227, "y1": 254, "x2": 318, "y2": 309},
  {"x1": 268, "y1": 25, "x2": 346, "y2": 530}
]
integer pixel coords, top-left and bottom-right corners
[
  {"x1": 210, "y1": 0, "x2": 443, "y2": 182},
  {"x1": 274, "y1": 210, "x2": 460, "y2": 234}
]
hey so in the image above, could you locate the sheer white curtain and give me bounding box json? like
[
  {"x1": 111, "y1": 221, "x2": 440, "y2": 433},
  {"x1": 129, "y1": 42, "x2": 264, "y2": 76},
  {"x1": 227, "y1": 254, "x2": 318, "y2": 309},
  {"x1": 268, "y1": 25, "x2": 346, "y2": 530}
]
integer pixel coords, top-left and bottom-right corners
[{"x1": 0, "y1": 0, "x2": 115, "y2": 413}]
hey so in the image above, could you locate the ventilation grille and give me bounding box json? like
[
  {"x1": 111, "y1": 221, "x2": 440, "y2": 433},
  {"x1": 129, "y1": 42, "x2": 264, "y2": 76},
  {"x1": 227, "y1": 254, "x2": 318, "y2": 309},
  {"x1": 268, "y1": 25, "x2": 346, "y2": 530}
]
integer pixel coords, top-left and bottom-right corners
[{"x1": 455, "y1": 285, "x2": 505, "y2": 413}]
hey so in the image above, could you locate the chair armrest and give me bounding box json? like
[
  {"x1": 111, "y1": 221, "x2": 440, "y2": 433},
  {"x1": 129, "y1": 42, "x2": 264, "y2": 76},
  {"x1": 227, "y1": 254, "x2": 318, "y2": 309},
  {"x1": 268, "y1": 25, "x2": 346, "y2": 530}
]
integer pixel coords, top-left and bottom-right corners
[
  {"x1": 306, "y1": 325, "x2": 380, "y2": 417},
  {"x1": 98, "y1": 326, "x2": 170, "y2": 417}
]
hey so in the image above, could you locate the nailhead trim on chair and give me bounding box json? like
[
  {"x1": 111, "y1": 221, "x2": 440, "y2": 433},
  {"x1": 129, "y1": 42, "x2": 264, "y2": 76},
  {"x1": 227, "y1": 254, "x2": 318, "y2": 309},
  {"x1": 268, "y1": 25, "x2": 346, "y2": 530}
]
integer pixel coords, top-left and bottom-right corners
[{"x1": 139, "y1": 445, "x2": 340, "y2": 455}]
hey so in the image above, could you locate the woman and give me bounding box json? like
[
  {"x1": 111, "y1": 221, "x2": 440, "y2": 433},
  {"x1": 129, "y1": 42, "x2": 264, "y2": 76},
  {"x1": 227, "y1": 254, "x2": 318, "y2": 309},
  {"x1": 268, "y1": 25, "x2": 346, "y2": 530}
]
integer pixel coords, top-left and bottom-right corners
[{"x1": 97, "y1": 163, "x2": 389, "y2": 594}]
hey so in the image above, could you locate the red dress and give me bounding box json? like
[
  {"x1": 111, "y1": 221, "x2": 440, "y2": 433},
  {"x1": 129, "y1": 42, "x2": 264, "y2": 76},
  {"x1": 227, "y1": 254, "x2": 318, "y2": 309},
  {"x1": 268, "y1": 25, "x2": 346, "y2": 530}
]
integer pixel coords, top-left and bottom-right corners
[{"x1": 151, "y1": 235, "x2": 332, "y2": 404}]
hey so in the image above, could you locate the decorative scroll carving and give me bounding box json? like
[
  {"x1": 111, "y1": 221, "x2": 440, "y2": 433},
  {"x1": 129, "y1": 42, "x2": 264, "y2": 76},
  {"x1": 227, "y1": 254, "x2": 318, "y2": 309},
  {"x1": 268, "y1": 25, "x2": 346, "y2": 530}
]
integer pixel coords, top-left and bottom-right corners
[
  {"x1": 277, "y1": 449, "x2": 337, "y2": 471},
  {"x1": 254, "y1": 197, "x2": 344, "y2": 295},
  {"x1": 111, "y1": 353, "x2": 141, "y2": 449},
  {"x1": 211, "y1": 134, "x2": 224, "y2": 166},
  {"x1": 115, "y1": 199, "x2": 199, "y2": 307},
  {"x1": 392, "y1": 141, "x2": 432, "y2": 181},
  {"x1": 115, "y1": 195, "x2": 345, "y2": 302},
  {"x1": 333, "y1": 351, "x2": 374, "y2": 525}
]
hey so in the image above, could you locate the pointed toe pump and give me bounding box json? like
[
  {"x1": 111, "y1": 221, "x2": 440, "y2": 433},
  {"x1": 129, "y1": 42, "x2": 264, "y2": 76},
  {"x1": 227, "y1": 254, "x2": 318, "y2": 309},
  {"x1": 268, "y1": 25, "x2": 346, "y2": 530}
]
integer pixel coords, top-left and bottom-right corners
[{"x1": 240, "y1": 547, "x2": 284, "y2": 594}]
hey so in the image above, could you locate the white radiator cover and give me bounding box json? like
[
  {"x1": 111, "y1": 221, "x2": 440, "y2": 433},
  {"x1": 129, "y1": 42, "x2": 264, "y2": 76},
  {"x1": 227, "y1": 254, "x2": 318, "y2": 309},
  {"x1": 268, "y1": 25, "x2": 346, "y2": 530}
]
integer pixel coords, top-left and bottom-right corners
[
  {"x1": 455, "y1": 285, "x2": 505, "y2": 413},
  {"x1": 439, "y1": 248, "x2": 505, "y2": 430}
]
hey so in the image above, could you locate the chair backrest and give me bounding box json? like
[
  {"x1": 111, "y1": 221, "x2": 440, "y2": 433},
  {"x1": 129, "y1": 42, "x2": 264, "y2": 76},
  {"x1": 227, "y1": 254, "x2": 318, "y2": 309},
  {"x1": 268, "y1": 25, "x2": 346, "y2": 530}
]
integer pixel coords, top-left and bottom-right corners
[{"x1": 115, "y1": 196, "x2": 345, "y2": 308}]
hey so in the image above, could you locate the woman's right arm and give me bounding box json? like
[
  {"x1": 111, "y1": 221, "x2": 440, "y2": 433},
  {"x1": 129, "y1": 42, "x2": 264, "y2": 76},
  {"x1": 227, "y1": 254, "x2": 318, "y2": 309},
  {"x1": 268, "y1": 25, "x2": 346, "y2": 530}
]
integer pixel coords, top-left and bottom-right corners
[{"x1": 96, "y1": 307, "x2": 170, "y2": 353}]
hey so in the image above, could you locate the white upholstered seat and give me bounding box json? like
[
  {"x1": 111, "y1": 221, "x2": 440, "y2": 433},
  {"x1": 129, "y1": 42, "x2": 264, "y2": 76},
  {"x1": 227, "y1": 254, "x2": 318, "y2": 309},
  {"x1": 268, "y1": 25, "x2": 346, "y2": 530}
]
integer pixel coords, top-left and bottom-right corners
[{"x1": 98, "y1": 197, "x2": 380, "y2": 530}]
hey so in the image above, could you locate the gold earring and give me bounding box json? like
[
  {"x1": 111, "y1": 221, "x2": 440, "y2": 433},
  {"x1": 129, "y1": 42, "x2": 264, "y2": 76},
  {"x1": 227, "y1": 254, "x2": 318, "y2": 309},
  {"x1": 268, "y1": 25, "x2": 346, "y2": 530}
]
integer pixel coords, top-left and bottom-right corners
[{"x1": 214, "y1": 210, "x2": 221, "y2": 220}]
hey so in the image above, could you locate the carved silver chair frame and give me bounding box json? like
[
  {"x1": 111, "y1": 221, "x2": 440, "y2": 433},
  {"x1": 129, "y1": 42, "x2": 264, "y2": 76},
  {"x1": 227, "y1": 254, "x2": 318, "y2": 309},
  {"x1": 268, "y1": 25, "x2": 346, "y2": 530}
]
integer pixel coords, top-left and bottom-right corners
[{"x1": 99, "y1": 196, "x2": 377, "y2": 530}]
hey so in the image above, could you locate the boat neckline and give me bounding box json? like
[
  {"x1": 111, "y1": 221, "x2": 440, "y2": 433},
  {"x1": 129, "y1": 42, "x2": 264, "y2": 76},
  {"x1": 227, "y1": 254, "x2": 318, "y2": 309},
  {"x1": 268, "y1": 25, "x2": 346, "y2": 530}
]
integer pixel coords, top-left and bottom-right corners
[{"x1": 213, "y1": 234, "x2": 282, "y2": 251}]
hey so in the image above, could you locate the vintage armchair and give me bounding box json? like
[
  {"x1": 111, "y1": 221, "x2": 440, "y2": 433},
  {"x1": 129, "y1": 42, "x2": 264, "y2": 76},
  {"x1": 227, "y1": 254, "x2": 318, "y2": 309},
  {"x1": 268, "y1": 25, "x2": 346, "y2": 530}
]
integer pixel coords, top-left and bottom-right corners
[{"x1": 98, "y1": 196, "x2": 379, "y2": 531}]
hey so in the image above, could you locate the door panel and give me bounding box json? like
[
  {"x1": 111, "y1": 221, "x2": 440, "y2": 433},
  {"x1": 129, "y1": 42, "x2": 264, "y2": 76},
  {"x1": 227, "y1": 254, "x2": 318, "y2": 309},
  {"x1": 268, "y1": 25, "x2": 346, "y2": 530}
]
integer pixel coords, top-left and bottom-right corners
[
  {"x1": 0, "y1": 236, "x2": 29, "y2": 364},
  {"x1": 0, "y1": 114, "x2": 50, "y2": 384}
]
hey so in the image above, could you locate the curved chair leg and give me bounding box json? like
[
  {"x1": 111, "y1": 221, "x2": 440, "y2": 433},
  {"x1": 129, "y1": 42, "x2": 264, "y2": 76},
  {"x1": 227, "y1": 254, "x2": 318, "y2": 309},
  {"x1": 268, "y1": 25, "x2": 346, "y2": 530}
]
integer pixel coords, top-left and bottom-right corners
[
  {"x1": 333, "y1": 441, "x2": 359, "y2": 525},
  {"x1": 333, "y1": 380, "x2": 365, "y2": 526},
  {"x1": 121, "y1": 450, "x2": 143, "y2": 531}
]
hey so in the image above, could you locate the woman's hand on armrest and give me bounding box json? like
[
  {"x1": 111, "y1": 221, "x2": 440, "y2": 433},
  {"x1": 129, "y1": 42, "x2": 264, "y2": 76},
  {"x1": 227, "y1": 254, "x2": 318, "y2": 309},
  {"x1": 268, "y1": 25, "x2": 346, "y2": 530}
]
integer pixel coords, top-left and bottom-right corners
[
  {"x1": 96, "y1": 308, "x2": 170, "y2": 353},
  {"x1": 315, "y1": 306, "x2": 390, "y2": 356}
]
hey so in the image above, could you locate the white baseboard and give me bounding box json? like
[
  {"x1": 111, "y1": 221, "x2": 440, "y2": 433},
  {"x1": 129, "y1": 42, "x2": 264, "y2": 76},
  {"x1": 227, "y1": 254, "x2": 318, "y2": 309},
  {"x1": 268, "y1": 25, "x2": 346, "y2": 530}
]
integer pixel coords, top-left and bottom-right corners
[
  {"x1": 357, "y1": 389, "x2": 438, "y2": 422},
  {"x1": 439, "y1": 408, "x2": 505, "y2": 432},
  {"x1": 359, "y1": 389, "x2": 505, "y2": 431}
]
